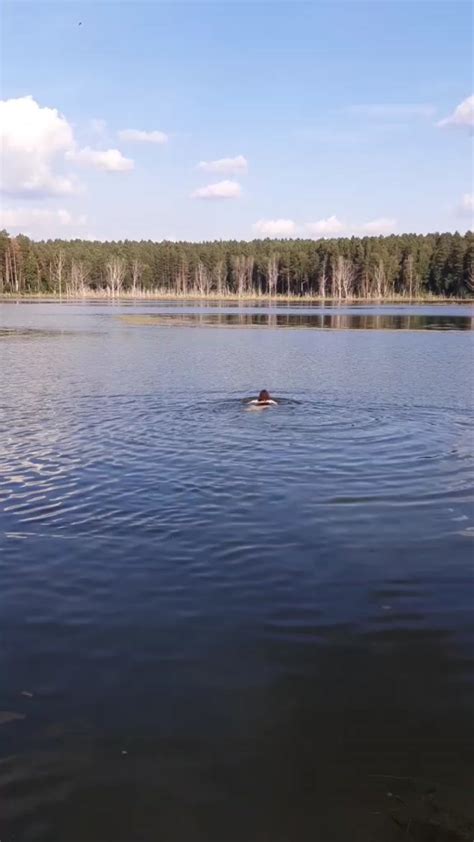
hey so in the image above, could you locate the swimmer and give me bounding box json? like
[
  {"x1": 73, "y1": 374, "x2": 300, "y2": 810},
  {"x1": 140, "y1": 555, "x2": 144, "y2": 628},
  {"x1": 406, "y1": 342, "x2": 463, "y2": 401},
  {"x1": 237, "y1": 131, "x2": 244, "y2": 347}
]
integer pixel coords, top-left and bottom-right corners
[{"x1": 248, "y1": 389, "x2": 278, "y2": 407}]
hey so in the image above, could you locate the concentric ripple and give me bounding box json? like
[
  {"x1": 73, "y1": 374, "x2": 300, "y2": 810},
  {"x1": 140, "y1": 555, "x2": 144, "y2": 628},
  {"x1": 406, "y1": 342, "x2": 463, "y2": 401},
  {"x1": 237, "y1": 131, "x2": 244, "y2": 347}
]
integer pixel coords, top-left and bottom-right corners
[{"x1": 1, "y1": 395, "x2": 472, "y2": 544}]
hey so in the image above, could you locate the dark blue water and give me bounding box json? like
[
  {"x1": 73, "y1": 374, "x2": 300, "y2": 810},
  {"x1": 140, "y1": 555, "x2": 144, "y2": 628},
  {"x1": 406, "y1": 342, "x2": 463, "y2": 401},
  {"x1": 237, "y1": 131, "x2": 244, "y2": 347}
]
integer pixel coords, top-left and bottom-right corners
[{"x1": 1, "y1": 302, "x2": 473, "y2": 842}]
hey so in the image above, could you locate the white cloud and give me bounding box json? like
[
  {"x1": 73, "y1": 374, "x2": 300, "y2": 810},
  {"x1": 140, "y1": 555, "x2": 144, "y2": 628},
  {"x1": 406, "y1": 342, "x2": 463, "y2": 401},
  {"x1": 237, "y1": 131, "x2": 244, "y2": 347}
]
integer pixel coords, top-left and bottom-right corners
[
  {"x1": 253, "y1": 218, "x2": 297, "y2": 237},
  {"x1": 191, "y1": 180, "x2": 241, "y2": 199},
  {"x1": 0, "y1": 96, "x2": 135, "y2": 197},
  {"x1": 67, "y1": 146, "x2": 134, "y2": 172},
  {"x1": 118, "y1": 128, "x2": 168, "y2": 144},
  {"x1": 198, "y1": 155, "x2": 248, "y2": 175},
  {"x1": 348, "y1": 103, "x2": 435, "y2": 119},
  {"x1": 0, "y1": 95, "x2": 77, "y2": 196},
  {"x1": 457, "y1": 193, "x2": 474, "y2": 217},
  {"x1": 305, "y1": 215, "x2": 396, "y2": 238},
  {"x1": 0, "y1": 207, "x2": 88, "y2": 237},
  {"x1": 305, "y1": 215, "x2": 344, "y2": 236},
  {"x1": 438, "y1": 95, "x2": 474, "y2": 129}
]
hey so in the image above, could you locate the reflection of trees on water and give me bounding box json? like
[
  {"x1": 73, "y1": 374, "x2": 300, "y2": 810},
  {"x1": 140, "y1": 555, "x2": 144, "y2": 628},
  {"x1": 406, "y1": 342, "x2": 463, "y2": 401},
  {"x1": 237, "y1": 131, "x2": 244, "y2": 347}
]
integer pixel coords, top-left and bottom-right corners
[{"x1": 143, "y1": 313, "x2": 474, "y2": 331}]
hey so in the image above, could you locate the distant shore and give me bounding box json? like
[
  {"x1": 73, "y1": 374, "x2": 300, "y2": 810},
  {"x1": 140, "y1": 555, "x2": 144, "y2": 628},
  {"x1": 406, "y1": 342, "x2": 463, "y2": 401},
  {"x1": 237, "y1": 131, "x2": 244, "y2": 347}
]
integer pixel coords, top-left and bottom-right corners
[
  {"x1": 1, "y1": 292, "x2": 472, "y2": 304},
  {"x1": 2, "y1": 231, "x2": 472, "y2": 300}
]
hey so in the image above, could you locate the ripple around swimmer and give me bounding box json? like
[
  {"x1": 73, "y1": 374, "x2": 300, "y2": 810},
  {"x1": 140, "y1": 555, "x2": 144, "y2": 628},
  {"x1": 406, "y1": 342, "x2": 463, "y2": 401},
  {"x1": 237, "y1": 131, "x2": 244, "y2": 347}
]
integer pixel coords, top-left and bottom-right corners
[{"x1": 0, "y1": 397, "x2": 472, "y2": 541}]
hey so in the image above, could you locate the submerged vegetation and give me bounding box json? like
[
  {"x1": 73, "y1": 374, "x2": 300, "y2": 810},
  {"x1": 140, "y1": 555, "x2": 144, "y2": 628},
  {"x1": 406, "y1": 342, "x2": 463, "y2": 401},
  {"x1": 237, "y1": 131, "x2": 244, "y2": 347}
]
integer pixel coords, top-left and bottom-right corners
[{"x1": 0, "y1": 229, "x2": 472, "y2": 300}]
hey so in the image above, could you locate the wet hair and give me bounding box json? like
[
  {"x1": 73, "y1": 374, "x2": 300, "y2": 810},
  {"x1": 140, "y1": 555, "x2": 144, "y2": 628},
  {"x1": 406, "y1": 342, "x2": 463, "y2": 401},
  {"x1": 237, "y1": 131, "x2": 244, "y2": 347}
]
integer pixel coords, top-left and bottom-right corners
[{"x1": 258, "y1": 389, "x2": 271, "y2": 403}]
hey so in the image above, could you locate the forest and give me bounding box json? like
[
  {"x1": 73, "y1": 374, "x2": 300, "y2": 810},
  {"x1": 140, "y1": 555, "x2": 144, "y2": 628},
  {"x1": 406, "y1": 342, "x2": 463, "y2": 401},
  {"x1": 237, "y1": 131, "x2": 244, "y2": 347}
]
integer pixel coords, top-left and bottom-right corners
[{"x1": 0, "y1": 229, "x2": 472, "y2": 299}]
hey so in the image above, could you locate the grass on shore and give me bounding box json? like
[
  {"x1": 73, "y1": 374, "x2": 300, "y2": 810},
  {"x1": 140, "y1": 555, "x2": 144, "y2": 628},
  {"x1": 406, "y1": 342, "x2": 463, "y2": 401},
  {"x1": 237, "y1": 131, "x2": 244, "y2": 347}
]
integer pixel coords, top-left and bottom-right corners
[{"x1": 0, "y1": 290, "x2": 472, "y2": 304}]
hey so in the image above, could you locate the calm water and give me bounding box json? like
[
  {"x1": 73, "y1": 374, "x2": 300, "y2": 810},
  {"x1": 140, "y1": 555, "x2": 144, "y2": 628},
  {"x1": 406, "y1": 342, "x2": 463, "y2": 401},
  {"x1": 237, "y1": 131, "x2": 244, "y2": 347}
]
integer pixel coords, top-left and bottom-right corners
[{"x1": 1, "y1": 302, "x2": 473, "y2": 842}]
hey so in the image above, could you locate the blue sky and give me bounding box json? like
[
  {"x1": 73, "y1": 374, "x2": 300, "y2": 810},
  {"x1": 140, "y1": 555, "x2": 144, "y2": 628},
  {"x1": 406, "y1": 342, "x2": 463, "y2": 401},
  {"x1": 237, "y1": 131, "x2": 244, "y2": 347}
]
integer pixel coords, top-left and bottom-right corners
[{"x1": 1, "y1": 0, "x2": 472, "y2": 241}]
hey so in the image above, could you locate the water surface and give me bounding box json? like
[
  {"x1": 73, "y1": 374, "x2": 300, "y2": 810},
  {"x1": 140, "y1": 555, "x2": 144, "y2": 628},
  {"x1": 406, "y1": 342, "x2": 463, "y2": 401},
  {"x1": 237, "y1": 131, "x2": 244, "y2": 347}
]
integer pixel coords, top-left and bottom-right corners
[{"x1": 1, "y1": 302, "x2": 473, "y2": 842}]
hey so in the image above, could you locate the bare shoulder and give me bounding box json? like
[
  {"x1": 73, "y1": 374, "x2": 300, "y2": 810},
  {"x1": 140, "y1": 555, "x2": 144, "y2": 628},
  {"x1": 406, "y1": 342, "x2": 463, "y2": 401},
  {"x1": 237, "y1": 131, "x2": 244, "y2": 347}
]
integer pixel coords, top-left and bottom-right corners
[{"x1": 247, "y1": 399, "x2": 278, "y2": 408}]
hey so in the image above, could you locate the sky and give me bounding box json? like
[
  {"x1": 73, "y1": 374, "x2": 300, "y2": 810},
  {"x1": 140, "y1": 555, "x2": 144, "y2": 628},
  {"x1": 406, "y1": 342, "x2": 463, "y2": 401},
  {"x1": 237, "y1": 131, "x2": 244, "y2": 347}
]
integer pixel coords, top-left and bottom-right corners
[{"x1": 0, "y1": 0, "x2": 473, "y2": 242}]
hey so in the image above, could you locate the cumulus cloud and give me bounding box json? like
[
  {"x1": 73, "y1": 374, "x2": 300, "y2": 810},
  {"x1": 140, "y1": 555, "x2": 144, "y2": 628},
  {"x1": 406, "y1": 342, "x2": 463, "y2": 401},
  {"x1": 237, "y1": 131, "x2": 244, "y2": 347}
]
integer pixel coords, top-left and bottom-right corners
[
  {"x1": 457, "y1": 193, "x2": 474, "y2": 217},
  {"x1": 305, "y1": 215, "x2": 396, "y2": 238},
  {"x1": 305, "y1": 215, "x2": 344, "y2": 236},
  {"x1": 191, "y1": 180, "x2": 241, "y2": 199},
  {"x1": 0, "y1": 207, "x2": 88, "y2": 237},
  {"x1": 348, "y1": 103, "x2": 435, "y2": 119},
  {"x1": 67, "y1": 146, "x2": 134, "y2": 172},
  {"x1": 118, "y1": 128, "x2": 168, "y2": 144},
  {"x1": 253, "y1": 218, "x2": 297, "y2": 237},
  {"x1": 438, "y1": 95, "x2": 474, "y2": 129},
  {"x1": 198, "y1": 155, "x2": 248, "y2": 175},
  {"x1": 0, "y1": 95, "x2": 77, "y2": 196},
  {"x1": 0, "y1": 95, "x2": 135, "y2": 197}
]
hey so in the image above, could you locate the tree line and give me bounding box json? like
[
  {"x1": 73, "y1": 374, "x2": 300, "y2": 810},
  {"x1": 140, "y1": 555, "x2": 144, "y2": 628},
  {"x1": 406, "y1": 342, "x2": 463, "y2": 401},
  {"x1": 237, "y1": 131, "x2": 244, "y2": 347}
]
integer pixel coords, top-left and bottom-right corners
[{"x1": 0, "y1": 229, "x2": 472, "y2": 299}]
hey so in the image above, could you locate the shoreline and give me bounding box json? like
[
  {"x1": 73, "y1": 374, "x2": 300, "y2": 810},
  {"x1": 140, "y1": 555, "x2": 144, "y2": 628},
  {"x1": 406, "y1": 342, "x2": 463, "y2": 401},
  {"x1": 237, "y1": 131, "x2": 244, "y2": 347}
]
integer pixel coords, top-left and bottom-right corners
[{"x1": 0, "y1": 293, "x2": 472, "y2": 305}]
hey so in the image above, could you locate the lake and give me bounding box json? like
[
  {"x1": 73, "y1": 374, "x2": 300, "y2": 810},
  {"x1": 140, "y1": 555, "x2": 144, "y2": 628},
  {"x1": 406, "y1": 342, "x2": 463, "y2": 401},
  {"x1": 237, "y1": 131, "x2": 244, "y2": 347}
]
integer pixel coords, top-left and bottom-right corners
[{"x1": 1, "y1": 301, "x2": 473, "y2": 842}]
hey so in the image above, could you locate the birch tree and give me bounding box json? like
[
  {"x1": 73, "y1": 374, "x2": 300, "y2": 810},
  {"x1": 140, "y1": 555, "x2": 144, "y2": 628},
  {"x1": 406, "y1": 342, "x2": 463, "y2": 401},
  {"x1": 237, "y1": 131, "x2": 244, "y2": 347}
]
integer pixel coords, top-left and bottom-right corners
[
  {"x1": 374, "y1": 259, "x2": 386, "y2": 299},
  {"x1": 195, "y1": 260, "x2": 210, "y2": 296},
  {"x1": 332, "y1": 255, "x2": 343, "y2": 299},
  {"x1": 51, "y1": 249, "x2": 65, "y2": 296},
  {"x1": 105, "y1": 256, "x2": 126, "y2": 295},
  {"x1": 131, "y1": 259, "x2": 144, "y2": 295},
  {"x1": 318, "y1": 256, "x2": 327, "y2": 298},
  {"x1": 69, "y1": 260, "x2": 89, "y2": 296},
  {"x1": 267, "y1": 254, "x2": 278, "y2": 297},
  {"x1": 340, "y1": 257, "x2": 355, "y2": 298}
]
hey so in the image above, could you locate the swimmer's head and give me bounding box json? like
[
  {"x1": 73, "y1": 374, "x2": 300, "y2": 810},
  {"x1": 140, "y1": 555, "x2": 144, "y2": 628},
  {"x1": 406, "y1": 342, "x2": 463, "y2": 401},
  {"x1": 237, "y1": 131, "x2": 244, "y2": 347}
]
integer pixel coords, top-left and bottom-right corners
[{"x1": 258, "y1": 389, "x2": 271, "y2": 403}]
